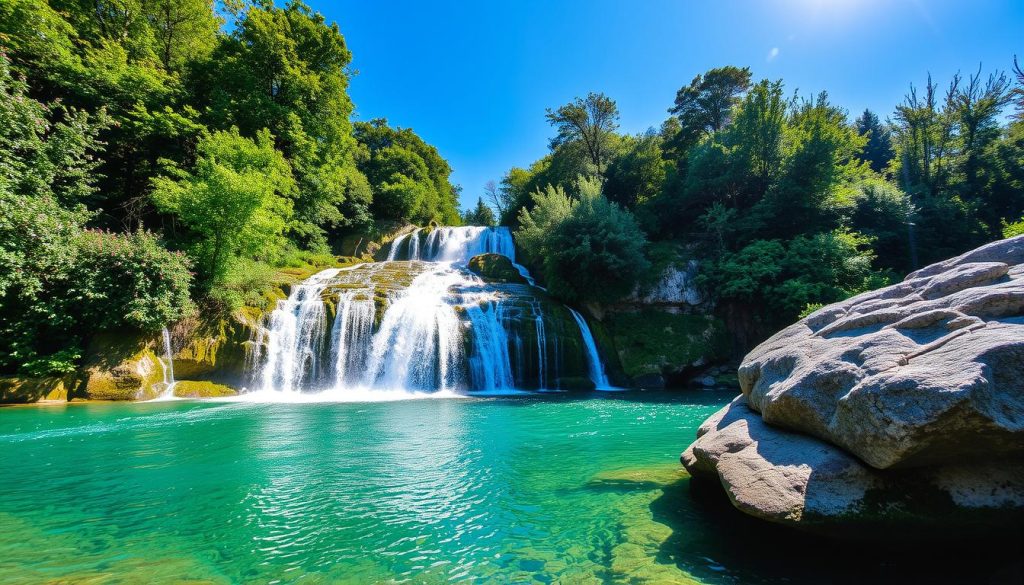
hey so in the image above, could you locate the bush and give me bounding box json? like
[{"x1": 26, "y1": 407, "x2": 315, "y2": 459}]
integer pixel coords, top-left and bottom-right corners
[
  {"x1": 206, "y1": 258, "x2": 279, "y2": 312},
  {"x1": 543, "y1": 195, "x2": 649, "y2": 303},
  {"x1": 73, "y1": 230, "x2": 193, "y2": 331},
  {"x1": 1003, "y1": 217, "x2": 1024, "y2": 238},
  {"x1": 701, "y1": 229, "x2": 887, "y2": 327}
]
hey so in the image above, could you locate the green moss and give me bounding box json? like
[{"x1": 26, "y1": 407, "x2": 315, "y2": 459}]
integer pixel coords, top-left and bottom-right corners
[
  {"x1": 172, "y1": 380, "x2": 238, "y2": 398},
  {"x1": 467, "y1": 253, "x2": 527, "y2": 284},
  {"x1": 604, "y1": 309, "x2": 729, "y2": 378},
  {"x1": 0, "y1": 376, "x2": 71, "y2": 403},
  {"x1": 79, "y1": 333, "x2": 165, "y2": 400}
]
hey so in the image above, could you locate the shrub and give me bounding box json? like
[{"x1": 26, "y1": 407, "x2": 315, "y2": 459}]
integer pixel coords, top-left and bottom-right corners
[
  {"x1": 543, "y1": 195, "x2": 649, "y2": 303},
  {"x1": 72, "y1": 230, "x2": 193, "y2": 331}
]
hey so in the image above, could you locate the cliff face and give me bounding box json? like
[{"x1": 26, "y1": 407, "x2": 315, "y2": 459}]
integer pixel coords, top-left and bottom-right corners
[
  {"x1": 681, "y1": 236, "x2": 1024, "y2": 534},
  {"x1": 599, "y1": 253, "x2": 730, "y2": 389}
]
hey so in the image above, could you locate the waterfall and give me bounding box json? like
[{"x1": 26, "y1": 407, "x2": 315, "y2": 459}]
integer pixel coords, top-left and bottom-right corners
[
  {"x1": 330, "y1": 291, "x2": 375, "y2": 387},
  {"x1": 570, "y1": 308, "x2": 612, "y2": 390},
  {"x1": 252, "y1": 227, "x2": 613, "y2": 396},
  {"x1": 155, "y1": 327, "x2": 177, "y2": 400},
  {"x1": 257, "y1": 269, "x2": 340, "y2": 393}
]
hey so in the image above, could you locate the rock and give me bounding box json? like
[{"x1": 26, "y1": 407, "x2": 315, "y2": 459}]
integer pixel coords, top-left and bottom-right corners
[
  {"x1": 632, "y1": 373, "x2": 666, "y2": 390},
  {"x1": 682, "y1": 398, "x2": 1024, "y2": 533},
  {"x1": 683, "y1": 236, "x2": 1024, "y2": 533},
  {"x1": 467, "y1": 253, "x2": 528, "y2": 284},
  {"x1": 554, "y1": 376, "x2": 596, "y2": 392},
  {"x1": 628, "y1": 260, "x2": 705, "y2": 307},
  {"x1": 698, "y1": 375, "x2": 716, "y2": 388},
  {"x1": 0, "y1": 377, "x2": 71, "y2": 403},
  {"x1": 172, "y1": 380, "x2": 238, "y2": 398},
  {"x1": 602, "y1": 309, "x2": 730, "y2": 387}
]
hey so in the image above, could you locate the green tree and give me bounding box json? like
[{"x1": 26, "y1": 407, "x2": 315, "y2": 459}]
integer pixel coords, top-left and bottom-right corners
[
  {"x1": 669, "y1": 66, "x2": 751, "y2": 148},
  {"x1": 463, "y1": 197, "x2": 496, "y2": 226},
  {"x1": 514, "y1": 184, "x2": 576, "y2": 264},
  {"x1": 546, "y1": 92, "x2": 620, "y2": 176},
  {"x1": 604, "y1": 132, "x2": 667, "y2": 210},
  {"x1": 191, "y1": 1, "x2": 362, "y2": 245},
  {"x1": 542, "y1": 194, "x2": 649, "y2": 303},
  {"x1": 354, "y1": 119, "x2": 460, "y2": 225},
  {"x1": 855, "y1": 108, "x2": 894, "y2": 173},
  {"x1": 151, "y1": 128, "x2": 295, "y2": 287}
]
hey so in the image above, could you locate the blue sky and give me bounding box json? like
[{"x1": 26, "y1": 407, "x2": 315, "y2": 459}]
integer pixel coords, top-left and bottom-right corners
[{"x1": 320, "y1": 0, "x2": 1024, "y2": 211}]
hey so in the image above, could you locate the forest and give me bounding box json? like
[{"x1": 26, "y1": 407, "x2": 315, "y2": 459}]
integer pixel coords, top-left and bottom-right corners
[
  {"x1": 1, "y1": 0, "x2": 1023, "y2": 376},
  {"x1": 0, "y1": 0, "x2": 461, "y2": 375},
  {"x1": 495, "y1": 65, "x2": 1024, "y2": 345}
]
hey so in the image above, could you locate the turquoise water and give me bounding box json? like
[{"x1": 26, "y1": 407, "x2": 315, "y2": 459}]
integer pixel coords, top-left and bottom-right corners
[{"x1": 0, "y1": 393, "x2": 1019, "y2": 584}]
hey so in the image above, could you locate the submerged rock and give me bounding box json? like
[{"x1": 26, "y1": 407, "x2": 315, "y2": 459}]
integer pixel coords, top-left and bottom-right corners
[{"x1": 682, "y1": 236, "x2": 1024, "y2": 533}]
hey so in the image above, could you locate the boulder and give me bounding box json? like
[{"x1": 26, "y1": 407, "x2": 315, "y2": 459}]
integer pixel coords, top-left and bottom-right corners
[
  {"x1": 682, "y1": 398, "x2": 1024, "y2": 533},
  {"x1": 0, "y1": 376, "x2": 72, "y2": 403},
  {"x1": 467, "y1": 253, "x2": 528, "y2": 285},
  {"x1": 173, "y1": 380, "x2": 238, "y2": 398},
  {"x1": 683, "y1": 236, "x2": 1024, "y2": 532}
]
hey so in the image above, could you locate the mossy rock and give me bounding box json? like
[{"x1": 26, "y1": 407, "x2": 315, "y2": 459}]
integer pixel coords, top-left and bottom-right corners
[
  {"x1": 554, "y1": 376, "x2": 596, "y2": 392},
  {"x1": 467, "y1": 253, "x2": 527, "y2": 284},
  {"x1": 604, "y1": 309, "x2": 729, "y2": 385},
  {"x1": 170, "y1": 313, "x2": 258, "y2": 389},
  {"x1": 0, "y1": 376, "x2": 72, "y2": 403},
  {"x1": 79, "y1": 333, "x2": 166, "y2": 400},
  {"x1": 172, "y1": 380, "x2": 238, "y2": 398}
]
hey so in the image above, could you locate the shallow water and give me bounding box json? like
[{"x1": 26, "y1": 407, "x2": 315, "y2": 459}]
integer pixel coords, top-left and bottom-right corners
[{"x1": 0, "y1": 393, "x2": 1019, "y2": 584}]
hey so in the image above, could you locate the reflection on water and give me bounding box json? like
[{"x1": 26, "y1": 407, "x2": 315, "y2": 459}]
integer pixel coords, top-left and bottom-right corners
[{"x1": 0, "y1": 393, "x2": 1020, "y2": 584}]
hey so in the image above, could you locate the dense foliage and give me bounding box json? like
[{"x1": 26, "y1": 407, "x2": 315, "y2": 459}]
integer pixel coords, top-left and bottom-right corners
[
  {"x1": 501, "y1": 63, "x2": 1024, "y2": 346},
  {"x1": 0, "y1": 1, "x2": 459, "y2": 375}
]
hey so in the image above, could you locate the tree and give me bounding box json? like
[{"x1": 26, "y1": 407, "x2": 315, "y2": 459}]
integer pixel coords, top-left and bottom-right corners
[
  {"x1": 484, "y1": 179, "x2": 509, "y2": 218},
  {"x1": 727, "y1": 79, "x2": 787, "y2": 208},
  {"x1": 604, "y1": 132, "x2": 667, "y2": 210},
  {"x1": 514, "y1": 184, "x2": 576, "y2": 264},
  {"x1": 463, "y1": 197, "x2": 496, "y2": 226},
  {"x1": 856, "y1": 109, "x2": 894, "y2": 173},
  {"x1": 546, "y1": 92, "x2": 620, "y2": 176},
  {"x1": 191, "y1": 1, "x2": 363, "y2": 245},
  {"x1": 145, "y1": 0, "x2": 220, "y2": 71},
  {"x1": 542, "y1": 194, "x2": 649, "y2": 303},
  {"x1": 670, "y1": 66, "x2": 751, "y2": 142},
  {"x1": 151, "y1": 128, "x2": 295, "y2": 286}
]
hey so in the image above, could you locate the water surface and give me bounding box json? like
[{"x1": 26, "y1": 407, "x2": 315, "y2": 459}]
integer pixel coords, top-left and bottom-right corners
[{"x1": 0, "y1": 393, "x2": 1019, "y2": 584}]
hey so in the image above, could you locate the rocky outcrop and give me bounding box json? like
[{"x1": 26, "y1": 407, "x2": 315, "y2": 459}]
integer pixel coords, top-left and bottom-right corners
[
  {"x1": 468, "y1": 253, "x2": 528, "y2": 284},
  {"x1": 0, "y1": 376, "x2": 73, "y2": 403},
  {"x1": 603, "y1": 309, "x2": 729, "y2": 388},
  {"x1": 682, "y1": 236, "x2": 1024, "y2": 533}
]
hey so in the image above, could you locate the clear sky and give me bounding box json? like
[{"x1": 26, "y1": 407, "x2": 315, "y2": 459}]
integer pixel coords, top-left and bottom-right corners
[{"x1": 320, "y1": 0, "x2": 1024, "y2": 211}]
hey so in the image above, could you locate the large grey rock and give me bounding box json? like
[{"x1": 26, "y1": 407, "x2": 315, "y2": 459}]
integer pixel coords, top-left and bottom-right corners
[
  {"x1": 683, "y1": 236, "x2": 1024, "y2": 531},
  {"x1": 739, "y1": 236, "x2": 1024, "y2": 469},
  {"x1": 682, "y1": 398, "x2": 1024, "y2": 531}
]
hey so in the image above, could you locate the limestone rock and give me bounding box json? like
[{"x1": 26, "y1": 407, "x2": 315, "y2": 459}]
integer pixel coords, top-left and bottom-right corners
[
  {"x1": 683, "y1": 236, "x2": 1024, "y2": 532},
  {"x1": 739, "y1": 236, "x2": 1024, "y2": 469},
  {"x1": 173, "y1": 380, "x2": 238, "y2": 398},
  {"x1": 682, "y1": 398, "x2": 1024, "y2": 532}
]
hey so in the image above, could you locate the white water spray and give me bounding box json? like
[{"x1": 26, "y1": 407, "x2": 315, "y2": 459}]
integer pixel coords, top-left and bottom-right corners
[
  {"x1": 570, "y1": 308, "x2": 612, "y2": 390},
  {"x1": 155, "y1": 327, "x2": 178, "y2": 400},
  {"x1": 253, "y1": 227, "x2": 613, "y2": 396}
]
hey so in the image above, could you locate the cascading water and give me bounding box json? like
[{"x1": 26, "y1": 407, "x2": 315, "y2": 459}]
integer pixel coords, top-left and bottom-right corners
[
  {"x1": 570, "y1": 308, "x2": 612, "y2": 390},
  {"x1": 155, "y1": 327, "x2": 178, "y2": 400},
  {"x1": 256, "y1": 269, "x2": 340, "y2": 393},
  {"x1": 252, "y1": 227, "x2": 613, "y2": 396}
]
